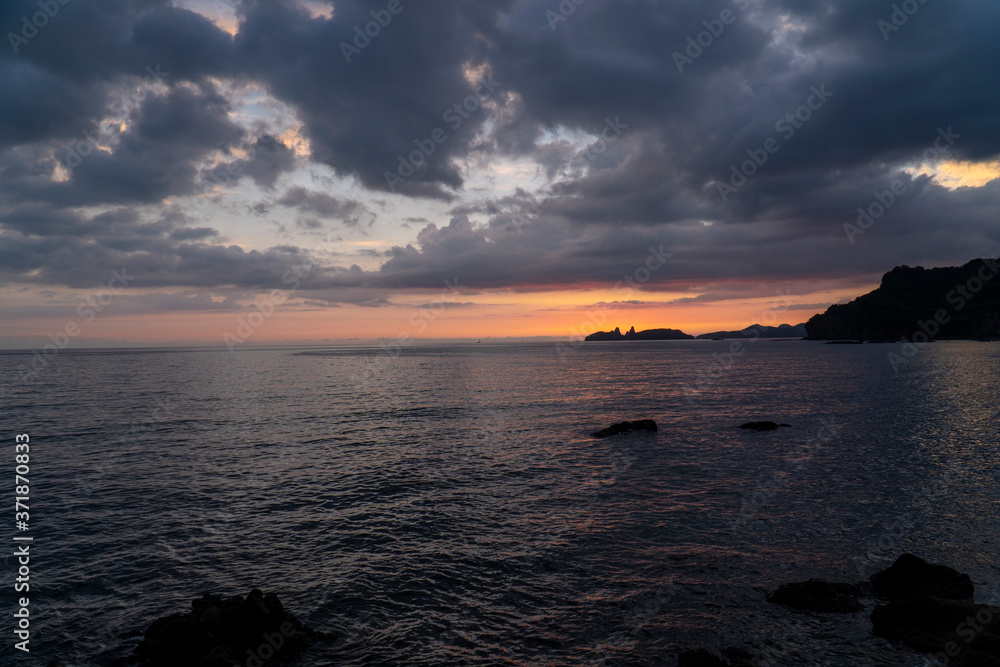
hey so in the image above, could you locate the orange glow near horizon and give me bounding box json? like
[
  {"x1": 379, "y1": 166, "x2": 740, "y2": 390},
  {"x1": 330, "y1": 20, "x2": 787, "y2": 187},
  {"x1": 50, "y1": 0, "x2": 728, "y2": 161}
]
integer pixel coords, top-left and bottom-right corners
[{"x1": 0, "y1": 283, "x2": 873, "y2": 347}]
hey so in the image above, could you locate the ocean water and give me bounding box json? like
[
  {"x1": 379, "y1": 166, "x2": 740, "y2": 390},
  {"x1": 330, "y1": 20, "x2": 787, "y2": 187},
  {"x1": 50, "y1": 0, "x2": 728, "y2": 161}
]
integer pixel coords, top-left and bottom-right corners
[{"x1": 2, "y1": 340, "x2": 999, "y2": 666}]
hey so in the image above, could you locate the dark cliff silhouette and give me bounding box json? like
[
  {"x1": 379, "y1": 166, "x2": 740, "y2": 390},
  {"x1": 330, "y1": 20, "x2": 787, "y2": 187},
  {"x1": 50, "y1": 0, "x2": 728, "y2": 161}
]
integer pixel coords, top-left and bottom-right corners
[{"x1": 805, "y1": 258, "x2": 1000, "y2": 341}]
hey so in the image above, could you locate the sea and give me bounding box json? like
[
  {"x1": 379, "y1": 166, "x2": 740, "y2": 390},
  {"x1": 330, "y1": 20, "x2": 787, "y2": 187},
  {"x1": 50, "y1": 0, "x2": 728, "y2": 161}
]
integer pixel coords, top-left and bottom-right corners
[{"x1": 1, "y1": 339, "x2": 998, "y2": 666}]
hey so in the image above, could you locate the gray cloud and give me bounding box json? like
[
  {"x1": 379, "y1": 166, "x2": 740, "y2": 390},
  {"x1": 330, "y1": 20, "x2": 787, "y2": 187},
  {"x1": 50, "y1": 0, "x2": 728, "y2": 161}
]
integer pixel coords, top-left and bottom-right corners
[
  {"x1": 276, "y1": 186, "x2": 374, "y2": 227},
  {"x1": 1, "y1": 0, "x2": 999, "y2": 304}
]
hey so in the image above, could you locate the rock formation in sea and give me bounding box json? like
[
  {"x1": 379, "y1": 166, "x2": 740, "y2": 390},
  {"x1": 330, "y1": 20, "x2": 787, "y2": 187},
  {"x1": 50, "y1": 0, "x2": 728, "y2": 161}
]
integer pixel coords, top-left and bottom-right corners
[
  {"x1": 738, "y1": 421, "x2": 791, "y2": 431},
  {"x1": 114, "y1": 590, "x2": 329, "y2": 666},
  {"x1": 766, "y1": 579, "x2": 865, "y2": 613},
  {"x1": 758, "y1": 554, "x2": 999, "y2": 666},
  {"x1": 584, "y1": 326, "x2": 694, "y2": 341},
  {"x1": 592, "y1": 419, "x2": 658, "y2": 438}
]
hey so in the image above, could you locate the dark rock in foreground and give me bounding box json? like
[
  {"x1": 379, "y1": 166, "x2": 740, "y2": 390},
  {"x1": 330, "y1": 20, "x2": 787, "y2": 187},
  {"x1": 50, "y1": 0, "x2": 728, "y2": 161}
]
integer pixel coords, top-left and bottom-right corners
[
  {"x1": 871, "y1": 596, "x2": 1000, "y2": 657},
  {"x1": 766, "y1": 579, "x2": 864, "y2": 613},
  {"x1": 870, "y1": 553, "x2": 975, "y2": 601},
  {"x1": 591, "y1": 419, "x2": 657, "y2": 438},
  {"x1": 677, "y1": 648, "x2": 727, "y2": 666},
  {"x1": 677, "y1": 647, "x2": 754, "y2": 666},
  {"x1": 739, "y1": 421, "x2": 791, "y2": 431},
  {"x1": 127, "y1": 590, "x2": 327, "y2": 666}
]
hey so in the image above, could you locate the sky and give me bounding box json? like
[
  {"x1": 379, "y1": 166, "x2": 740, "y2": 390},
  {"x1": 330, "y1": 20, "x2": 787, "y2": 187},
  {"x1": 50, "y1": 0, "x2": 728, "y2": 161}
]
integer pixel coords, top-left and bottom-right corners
[{"x1": 1, "y1": 0, "x2": 998, "y2": 347}]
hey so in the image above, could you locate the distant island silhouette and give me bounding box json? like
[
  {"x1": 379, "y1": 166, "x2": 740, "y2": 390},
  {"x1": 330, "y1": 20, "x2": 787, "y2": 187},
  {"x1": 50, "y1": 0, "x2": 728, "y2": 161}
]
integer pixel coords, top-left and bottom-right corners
[
  {"x1": 585, "y1": 326, "x2": 693, "y2": 341},
  {"x1": 584, "y1": 323, "x2": 807, "y2": 341},
  {"x1": 695, "y1": 323, "x2": 807, "y2": 339},
  {"x1": 807, "y1": 257, "x2": 1000, "y2": 341}
]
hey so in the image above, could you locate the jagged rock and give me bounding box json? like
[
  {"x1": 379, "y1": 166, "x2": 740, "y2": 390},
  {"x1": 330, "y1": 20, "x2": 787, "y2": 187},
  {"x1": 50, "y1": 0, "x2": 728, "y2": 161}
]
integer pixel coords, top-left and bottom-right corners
[
  {"x1": 677, "y1": 648, "x2": 728, "y2": 666},
  {"x1": 723, "y1": 646, "x2": 756, "y2": 666},
  {"x1": 954, "y1": 650, "x2": 1000, "y2": 667},
  {"x1": 129, "y1": 590, "x2": 328, "y2": 666},
  {"x1": 584, "y1": 326, "x2": 694, "y2": 341},
  {"x1": 591, "y1": 419, "x2": 657, "y2": 438},
  {"x1": 870, "y1": 553, "x2": 975, "y2": 601},
  {"x1": 739, "y1": 421, "x2": 791, "y2": 431},
  {"x1": 677, "y1": 647, "x2": 755, "y2": 666},
  {"x1": 766, "y1": 579, "x2": 864, "y2": 613},
  {"x1": 871, "y1": 596, "x2": 1000, "y2": 657}
]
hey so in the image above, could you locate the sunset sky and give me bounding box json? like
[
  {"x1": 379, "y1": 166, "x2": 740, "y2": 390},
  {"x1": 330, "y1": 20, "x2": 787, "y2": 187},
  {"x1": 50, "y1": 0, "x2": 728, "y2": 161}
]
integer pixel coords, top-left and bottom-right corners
[{"x1": 2, "y1": 0, "x2": 998, "y2": 347}]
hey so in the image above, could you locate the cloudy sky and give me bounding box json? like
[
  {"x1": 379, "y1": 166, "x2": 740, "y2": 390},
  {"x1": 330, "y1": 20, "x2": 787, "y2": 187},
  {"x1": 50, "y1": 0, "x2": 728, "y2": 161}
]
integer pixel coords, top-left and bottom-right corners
[{"x1": 1, "y1": 0, "x2": 998, "y2": 345}]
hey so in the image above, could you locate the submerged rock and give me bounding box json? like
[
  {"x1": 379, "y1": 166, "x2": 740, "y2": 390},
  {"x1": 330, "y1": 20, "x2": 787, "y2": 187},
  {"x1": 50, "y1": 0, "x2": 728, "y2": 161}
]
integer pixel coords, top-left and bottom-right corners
[
  {"x1": 591, "y1": 419, "x2": 657, "y2": 438},
  {"x1": 766, "y1": 579, "x2": 865, "y2": 613},
  {"x1": 127, "y1": 590, "x2": 327, "y2": 666},
  {"x1": 870, "y1": 553, "x2": 975, "y2": 601},
  {"x1": 738, "y1": 421, "x2": 791, "y2": 431}
]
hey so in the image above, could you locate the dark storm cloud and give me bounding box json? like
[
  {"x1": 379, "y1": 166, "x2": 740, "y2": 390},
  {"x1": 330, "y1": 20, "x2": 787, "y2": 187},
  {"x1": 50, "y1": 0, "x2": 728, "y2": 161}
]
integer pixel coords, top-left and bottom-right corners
[
  {"x1": 2, "y1": 0, "x2": 999, "y2": 297},
  {"x1": 233, "y1": 0, "x2": 512, "y2": 199},
  {"x1": 0, "y1": 206, "x2": 340, "y2": 289},
  {"x1": 0, "y1": 1, "x2": 256, "y2": 213},
  {"x1": 276, "y1": 186, "x2": 374, "y2": 227},
  {"x1": 211, "y1": 134, "x2": 297, "y2": 190}
]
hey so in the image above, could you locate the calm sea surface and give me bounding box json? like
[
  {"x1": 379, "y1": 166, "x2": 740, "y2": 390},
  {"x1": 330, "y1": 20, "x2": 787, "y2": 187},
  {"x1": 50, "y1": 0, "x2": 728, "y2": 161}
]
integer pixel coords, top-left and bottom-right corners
[{"x1": 1, "y1": 340, "x2": 999, "y2": 666}]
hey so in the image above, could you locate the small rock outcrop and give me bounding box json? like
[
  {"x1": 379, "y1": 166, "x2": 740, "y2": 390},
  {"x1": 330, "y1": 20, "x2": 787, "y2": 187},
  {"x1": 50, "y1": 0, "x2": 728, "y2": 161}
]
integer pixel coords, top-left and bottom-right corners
[
  {"x1": 677, "y1": 649, "x2": 727, "y2": 666},
  {"x1": 738, "y1": 421, "x2": 791, "y2": 431},
  {"x1": 870, "y1": 553, "x2": 975, "y2": 601},
  {"x1": 591, "y1": 419, "x2": 657, "y2": 438},
  {"x1": 677, "y1": 647, "x2": 754, "y2": 667},
  {"x1": 765, "y1": 579, "x2": 864, "y2": 613},
  {"x1": 129, "y1": 590, "x2": 326, "y2": 666},
  {"x1": 871, "y1": 596, "x2": 1000, "y2": 656}
]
